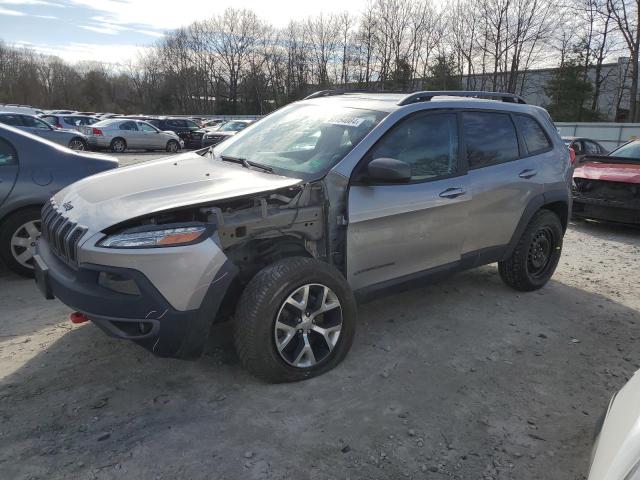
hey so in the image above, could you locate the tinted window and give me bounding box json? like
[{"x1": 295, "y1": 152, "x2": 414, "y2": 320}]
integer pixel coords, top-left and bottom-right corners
[
  {"x1": 0, "y1": 138, "x2": 17, "y2": 165},
  {"x1": 369, "y1": 112, "x2": 459, "y2": 181},
  {"x1": 514, "y1": 115, "x2": 551, "y2": 154},
  {"x1": 167, "y1": 119, "x2": 186, "y2": 128},
  {"x1": 147, "y1": 119, "x2": 160, "y2": 127},
  {"x1": 185, "y1": 120, "x2": 199, "y2": 129},
  {"x1": 584, "y1": 140, "x2": 600, "y2": 155},
  {"x1": 0, "y1": 114, "x2": 23, "y2": 126},
  {"x1": 119, "y1": 121, "x2": 138, "y2": 131},
  {"x1": 22, "y1": 116, "x2": 50, "y2": 129},
  {"x1": 463, "y1": 112, "x2": 519, "y2": 168}
]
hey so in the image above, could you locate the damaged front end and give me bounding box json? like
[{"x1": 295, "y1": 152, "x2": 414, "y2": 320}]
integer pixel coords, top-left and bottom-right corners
[{"x1": 573, "y1": 178, "x2": 640, "y2": 224}]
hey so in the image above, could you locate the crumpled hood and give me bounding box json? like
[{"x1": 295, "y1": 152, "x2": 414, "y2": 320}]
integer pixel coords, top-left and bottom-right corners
[
  {"x1": 53, "y1": 151, "x2": 302, "y2": 232},
  {"x1": 574, "y1": 162, "x2": 640, "y2": 184}
]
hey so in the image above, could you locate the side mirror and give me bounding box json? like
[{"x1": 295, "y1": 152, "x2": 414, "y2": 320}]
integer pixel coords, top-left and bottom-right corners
[{"x1": 366, "y1": 157, "x2": 411, "y2": 182}]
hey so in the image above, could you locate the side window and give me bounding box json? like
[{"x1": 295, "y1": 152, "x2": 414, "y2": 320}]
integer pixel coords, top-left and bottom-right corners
[
  {"x1": 463, "y1": 112, "x2": 519, "y2": 168},
  {"x1": 22, "y1": 116, "x2": 50, "y2": 129},
  {"x1": 572, "y1": 141, "x2": 584, "y2": 154},
  {"x1": 185, "y1": 120, "x2": 199, "y2": 129},
  {"x1": 584, "y1": 140, "x2": 600, "y2": 155},
  {"x1": 514, "y1": 114, "x2": 551, "y2": 155},
  {"x1": 119, "y1": 121, "x2": 137, "y2": 131},
  {"x1": 138, "y1": 122, "x2": 157, "y2": 132},
  {"x1": 0, "y1": 114, "x2": 23, "y2": 126},
  {"x1": 42, "y1": 116, "x2": 57, "y2": 125},
  {"x1": 368, "y1": 112, "x2": 459, "y2": 181},
  {"x1": 0, "y1": 138, "x2": 17, "y2": 166}
]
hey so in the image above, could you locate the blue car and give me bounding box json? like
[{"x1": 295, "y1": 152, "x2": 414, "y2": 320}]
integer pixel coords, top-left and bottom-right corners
[{"x1": 0, "y1": 123, "x2": 118, "y2": 276}]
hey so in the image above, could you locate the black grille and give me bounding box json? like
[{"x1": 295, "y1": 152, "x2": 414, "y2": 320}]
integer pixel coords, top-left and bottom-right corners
[{"x1": 40, "y1": 201, "x2": 87, "y2": 265}]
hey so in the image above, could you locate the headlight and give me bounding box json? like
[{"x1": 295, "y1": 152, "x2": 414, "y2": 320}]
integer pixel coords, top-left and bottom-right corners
[{"x1": 98, "y1": 226, "x2": 208, "y2": 248}]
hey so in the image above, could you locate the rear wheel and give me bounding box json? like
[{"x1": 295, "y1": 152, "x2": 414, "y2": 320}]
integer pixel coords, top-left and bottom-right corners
[
  {"x1": 234, "y1": 257, "x2": 357, "y2": 383},
  {"x1": 68, "y1": 137, "x2": 86, "y2": 151},
  {"x1": 110, "y1": 137, "x2": 126, "y2": 153},
  {"x1": 166, "y1": 140, "x2": 179, "y2": 153},
  {"x1": 0, "y1": 207, "x2": 42, "y2": 277},
  {"x1": 498, "y1": 210, "x2": 563, "y2": 291}
]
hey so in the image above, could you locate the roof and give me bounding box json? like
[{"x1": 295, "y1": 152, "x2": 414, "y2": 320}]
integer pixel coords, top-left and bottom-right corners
[{"x1": 298, "y1": 91, "x2": 535, "y2": 114}]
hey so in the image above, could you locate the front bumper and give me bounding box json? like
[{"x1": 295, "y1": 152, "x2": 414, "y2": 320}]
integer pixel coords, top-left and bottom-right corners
[
  {"x1": 573, "y1": 194, "x2": 640, "y2": 224},
  {"x1": 34, "y1": 237, "x2": 237, "y2": 359}
]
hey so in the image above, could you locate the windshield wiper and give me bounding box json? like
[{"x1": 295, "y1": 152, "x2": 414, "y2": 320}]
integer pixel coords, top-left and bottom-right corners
[{"x1": 220, "y1": 155, "x2": 273, "y2": 173}]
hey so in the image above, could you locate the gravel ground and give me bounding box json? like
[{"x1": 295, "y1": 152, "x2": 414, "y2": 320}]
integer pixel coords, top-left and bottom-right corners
[{"x1": 0, "y1": 153, "x2": 639, "y2": 479}]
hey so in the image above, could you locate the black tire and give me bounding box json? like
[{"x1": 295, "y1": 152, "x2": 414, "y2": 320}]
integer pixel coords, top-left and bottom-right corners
[
  {"x1": 68, "y1": 137, "x2": 87, "y2": 151},
  {"x1": 166, "y1": 140, "x2": 179, "y2": 153},
  {"x1": 110, "y1": 137, "x2": 126, "y2": 153},
  {"x1": 234, "y1": 257, "x2": 357, "y2": 383},
  {"x1": 498, "y1": 209, "x2": 563, "y2": 292},
  {"x1": 0, "y1": 207, "x2": 42, "y2": 277}
]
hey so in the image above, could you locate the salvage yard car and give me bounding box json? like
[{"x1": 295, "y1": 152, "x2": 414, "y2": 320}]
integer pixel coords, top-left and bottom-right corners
[
  {"x1": 573, "y1": 140, "x2": 640, "y2": 224},
  {"x1": 200, "y1": 119, "x2": 253, "y2": 147},
  {"x1": 0, "y1": 124, "x2": 117, "y2": 276},
  {"x1": 33, "y1": 91, "x2": 572, "y2": 382},
  {"x1": 81, "y1": 119, "x2": 183, "y2": 153},
  {"x1": 0, "y1": 112, "x2": 89, "y2": 151}
]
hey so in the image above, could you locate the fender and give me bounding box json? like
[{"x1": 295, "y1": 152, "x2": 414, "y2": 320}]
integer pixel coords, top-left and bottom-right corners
[{"x1": 502, "y1": 189, "x2": 570, "y2": 261}]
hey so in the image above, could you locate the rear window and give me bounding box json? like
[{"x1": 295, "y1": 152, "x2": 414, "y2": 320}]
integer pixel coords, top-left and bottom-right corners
[
  {"x1": 462, "y1": 112, "x2": 519, "y2": 168},
  {"x1": 514, "y1": 115, "x2": 551, "y2": 154}
]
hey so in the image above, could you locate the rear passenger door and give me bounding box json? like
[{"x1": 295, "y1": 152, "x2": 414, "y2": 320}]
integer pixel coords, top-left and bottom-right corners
[
  {"x1": 462, "y1": 111, "x2": 549, "y2": 255},
  {"x1": 347, "y1": 111, "x2": 470, "y2": 290}
]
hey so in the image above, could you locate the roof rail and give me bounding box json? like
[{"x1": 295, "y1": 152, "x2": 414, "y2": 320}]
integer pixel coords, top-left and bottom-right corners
[
  {"x1": 398, "y1": 91, "x2": 526, "y2": 106},
  {"x1": 303, "y1": 90, "x2": 344, "y2": 100}
]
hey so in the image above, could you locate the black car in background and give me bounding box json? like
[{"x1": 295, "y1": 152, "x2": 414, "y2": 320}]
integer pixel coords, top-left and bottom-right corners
[
  {"x1": 199, "y1": 120, "x2": 254, "y2": 147},
  {"x1": 146, "y1": 117, "x2": 202, "y2": 149}
]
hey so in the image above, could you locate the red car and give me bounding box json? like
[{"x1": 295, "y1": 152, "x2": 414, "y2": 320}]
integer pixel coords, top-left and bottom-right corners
[{"x1": 572, "y1": 140, "x2": 640, "y2": 224}]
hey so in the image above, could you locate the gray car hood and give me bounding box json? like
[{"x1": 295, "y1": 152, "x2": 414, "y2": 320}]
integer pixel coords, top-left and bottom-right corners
[{"x1": 53, "y1": 151, "x2": 303, "y2": 231}]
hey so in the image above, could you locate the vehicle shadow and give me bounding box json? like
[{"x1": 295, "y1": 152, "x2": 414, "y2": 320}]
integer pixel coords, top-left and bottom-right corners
[
  {"x1": 0, "y1": 265, "x2": 637, "y2": 480},
  {"x1": 570, "y1": 217, "x2": 640, "y2": 243}
]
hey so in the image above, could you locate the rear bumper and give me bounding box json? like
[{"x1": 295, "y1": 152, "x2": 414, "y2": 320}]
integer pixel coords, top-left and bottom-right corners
[
  {"x1": 34, "y1": 238, "x2": 238, "y2": 359},
  {"x1": 573, "y1": 195, "x2": 640, "y2": 224}
]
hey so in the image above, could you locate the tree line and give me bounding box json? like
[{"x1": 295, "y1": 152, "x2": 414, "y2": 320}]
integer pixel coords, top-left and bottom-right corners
[{"x1": 1, "y1": 0, "x2": 639, "y2": 120}]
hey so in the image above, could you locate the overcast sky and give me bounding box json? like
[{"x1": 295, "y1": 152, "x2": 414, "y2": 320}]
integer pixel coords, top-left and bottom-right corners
[{"x1": 0, "y1": 0, "x2": 371, "y2": 63}]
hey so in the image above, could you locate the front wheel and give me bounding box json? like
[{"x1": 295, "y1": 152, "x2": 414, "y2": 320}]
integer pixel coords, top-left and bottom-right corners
[
  {"x1": 0, "y1": 207, "x2": 42, "y2": 277},
  {"x1": 498, "y1": 209, "x2": 563, "y2": 291},
  {"x1": 234, "y1": 257, "x2": 357, "y2": 383},
  {"x1": 166, "y1": 140, "x2": 179, "y2": 153}
]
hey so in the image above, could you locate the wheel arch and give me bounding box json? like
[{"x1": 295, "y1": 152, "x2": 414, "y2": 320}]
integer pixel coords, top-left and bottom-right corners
[
  {"x1": 0, "y1": 203, "x2": 44, "y2": 228},
  {"x1": 502, "y1": 191, "x2": 570, "y2": 261}
]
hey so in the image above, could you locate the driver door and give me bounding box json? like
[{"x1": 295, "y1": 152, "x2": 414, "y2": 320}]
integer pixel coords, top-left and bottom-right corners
[{"x1": 346, "y1": 111, "x2": 471, "y2": 290}]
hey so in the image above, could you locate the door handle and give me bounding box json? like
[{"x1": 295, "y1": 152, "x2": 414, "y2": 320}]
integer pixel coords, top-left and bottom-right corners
[
  {"x1": 439, "y1": 187, "x2": 466, "y2": 199},
  {"x1": 519, "y1": 169, "x2": 537, "y2": 179}
]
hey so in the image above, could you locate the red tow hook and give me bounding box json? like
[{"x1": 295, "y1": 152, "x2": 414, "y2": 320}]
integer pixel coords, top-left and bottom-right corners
[{"x1": 70, "y1": 312, "x2": 88, "y2": 324}]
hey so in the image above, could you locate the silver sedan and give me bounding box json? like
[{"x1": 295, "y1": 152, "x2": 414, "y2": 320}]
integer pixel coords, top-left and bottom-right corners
[{"x1": 82, "y1": 119, "x2": 184, "y2": 153}]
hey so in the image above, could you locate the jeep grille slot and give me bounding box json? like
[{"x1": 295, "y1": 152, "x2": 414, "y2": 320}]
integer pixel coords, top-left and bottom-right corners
[{"x1": 40, "y1": 201, "x2": 87, "y2": 266}]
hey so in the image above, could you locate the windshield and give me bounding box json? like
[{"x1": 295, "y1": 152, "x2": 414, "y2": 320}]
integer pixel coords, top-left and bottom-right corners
[
  {"x1": 609, "y1": 140, "x2": 640, "y2": 161},
  {"x1": 215, "y1": 104, "x2": 387, "y2": 179}
]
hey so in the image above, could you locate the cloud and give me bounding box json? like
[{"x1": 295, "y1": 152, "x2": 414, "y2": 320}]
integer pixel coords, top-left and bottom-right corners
[
  {"x1": 79, "y1": 24, "x2": 122, "y2": 35},
  {"x1": 0, "y1": 6, "x2": 26, "y2": 15},
  {"x1": 0, "y1": 0, "x2": 65, "y2": 6},
  {"x1": 20, "y1": 40, "x2": 151, "y2": 65},
  {"x1": 34, "y1": 14, "x2": 57, "y2": 19}
]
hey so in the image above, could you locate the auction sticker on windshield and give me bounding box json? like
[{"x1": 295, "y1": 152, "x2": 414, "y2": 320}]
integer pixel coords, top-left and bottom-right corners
[{"x1": 325, "y1": 116, "x2": 366, "y2": 128}]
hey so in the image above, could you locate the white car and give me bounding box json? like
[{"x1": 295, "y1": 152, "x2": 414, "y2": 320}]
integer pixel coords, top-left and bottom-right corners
[{"x1": 589, "y1": 369, "x2": 640, "y2": 479}]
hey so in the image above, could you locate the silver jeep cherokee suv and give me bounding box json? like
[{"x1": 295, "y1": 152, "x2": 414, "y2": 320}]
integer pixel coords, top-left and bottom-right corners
[{"x1": 34, "y1": 91, "x2": 572, "y2": 382}]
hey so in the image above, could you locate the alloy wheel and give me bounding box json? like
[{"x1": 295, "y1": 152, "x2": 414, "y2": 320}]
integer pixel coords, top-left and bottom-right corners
[
  {"x1": 274, "y1": 283, "x2": 343, "y2": 368},
  {"x1": 69, "y1": 139, "x2": 85, "y2": 151},
  {"x1": 10, "y1": 220, "x2": 41, "y2": 270}
]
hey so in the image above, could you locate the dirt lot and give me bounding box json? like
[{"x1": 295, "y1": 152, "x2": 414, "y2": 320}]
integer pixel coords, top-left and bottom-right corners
[{"x1": 1, "y1": 151, "x2": 639, "y2": 479}]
